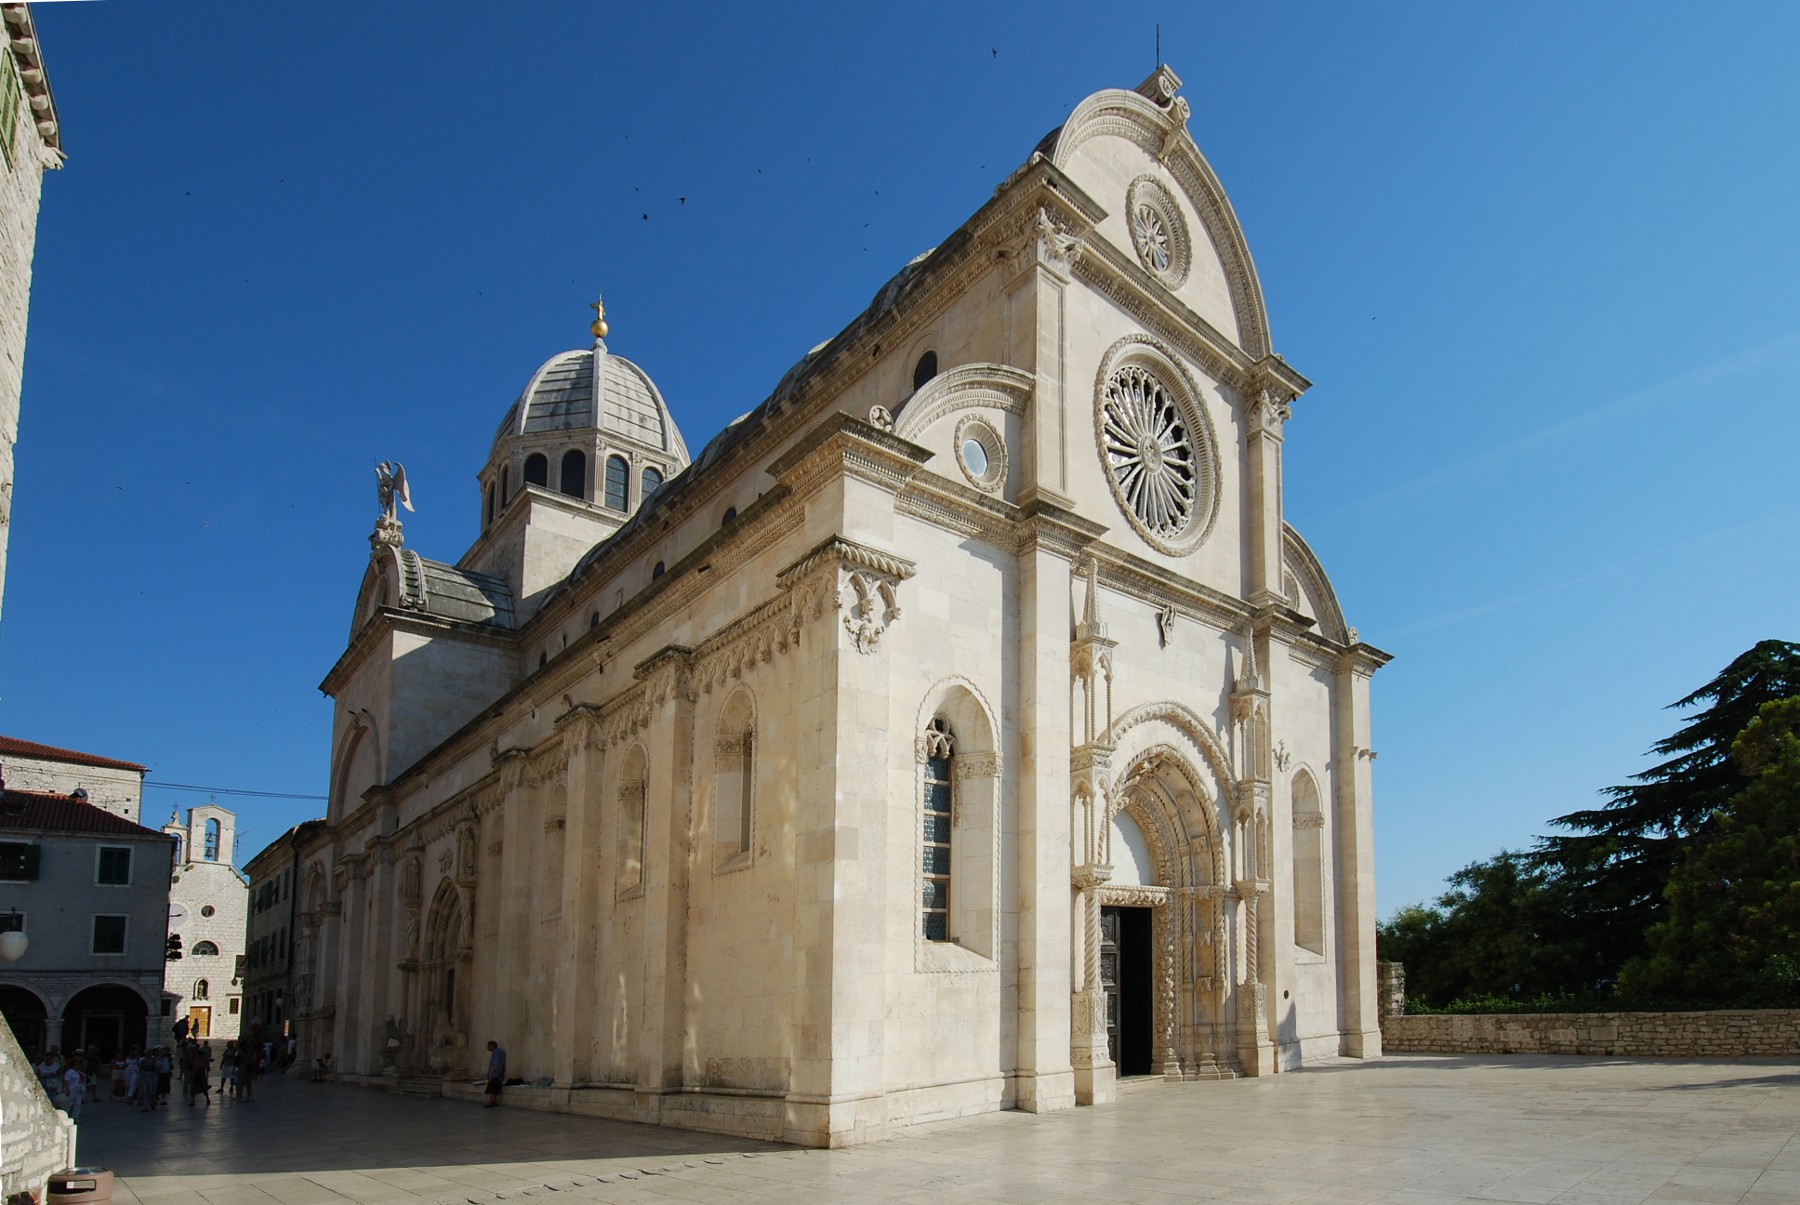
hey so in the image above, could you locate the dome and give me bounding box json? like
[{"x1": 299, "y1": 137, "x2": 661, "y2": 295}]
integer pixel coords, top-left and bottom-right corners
[{"x1": 490, "y1": 345, "x2": 690, "y2": 462}]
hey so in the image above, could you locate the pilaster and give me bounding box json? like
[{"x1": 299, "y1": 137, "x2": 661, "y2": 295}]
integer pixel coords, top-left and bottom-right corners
[
  {"x1": 632, "y1": 646, "x2": 696, "y2": 1101},
  {"x1": 776, "y1": 534, "x2": 913, "y2": 1146},
  {"x1": 1012, "y1": 503, "x2": 1101, "y2": 1114},
  {"x1": 1334, "y1": 643, "x2": 1388, "y2": 1057}
]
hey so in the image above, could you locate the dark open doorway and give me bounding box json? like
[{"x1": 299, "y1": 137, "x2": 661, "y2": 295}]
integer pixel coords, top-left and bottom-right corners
[{"x1": 1100, "y1": 905, "x2": 1154, "y2": 1077}]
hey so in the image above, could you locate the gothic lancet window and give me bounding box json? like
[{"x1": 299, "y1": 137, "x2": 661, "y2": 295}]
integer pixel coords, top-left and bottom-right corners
[
  {"x1": 604, "y1": 455, "x2": 629, "y2": 510},
  {"x1": 715, "y1": 694, "x2": 755, "y2": 867},
  {"x1": 524, "y1": 453, "x2": 549, "y2": 488},
  {"x1": 618, "y1": 747, "x2": 647, "y2": 894},
  {"x1": 921, "y1": 718, "x2": 954, "y2": 940},
  {"x1": 561, "y1": 449, "x2": 587, "y2": 497}
]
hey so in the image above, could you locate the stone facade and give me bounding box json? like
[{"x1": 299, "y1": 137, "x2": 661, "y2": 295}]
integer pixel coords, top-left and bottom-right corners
[
  {"x1": 0, "y1": 1007, "x2": 75, "y2": 1205},
  {"x1": 0, "y1": 3, "x2": 61, "y2": 626},
  {"x1": 1381, "y1": 1011, "x2": 1800, "y2": 1058},
  {"x1": 309, "y1": 66, "x2": 1389, "y2": 1148},
  {"x1": 0, "y1": 735, "x2": 148, "y2": 823},
  {"x1": 241, "y1": 819, "x2": 326, "y2": 1057},
  {"x1": 160, "y1": 804, "x2": 247, "y2": 1040},
  {"x1": 0, "y1": 787, "x2": 172, "y2": 1058}
]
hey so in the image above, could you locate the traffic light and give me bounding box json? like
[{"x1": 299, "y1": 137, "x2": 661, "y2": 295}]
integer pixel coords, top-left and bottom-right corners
[{"x1": 165, "y1": 933, "x2": 183, "y2": 961}]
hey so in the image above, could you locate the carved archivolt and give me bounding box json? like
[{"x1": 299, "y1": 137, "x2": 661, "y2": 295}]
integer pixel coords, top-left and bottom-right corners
[
  {"x1": 1104, "y1": 700, "x2": 1234, "y2": 790},
  {"x1": 892, "y1": 362, "x2": 1033, "y2": 441}
]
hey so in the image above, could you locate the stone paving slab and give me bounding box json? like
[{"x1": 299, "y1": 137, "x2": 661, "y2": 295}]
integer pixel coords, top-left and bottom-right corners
[{"x1": 71, "y1": 1056, "x2": 1800, "y2": 1205}]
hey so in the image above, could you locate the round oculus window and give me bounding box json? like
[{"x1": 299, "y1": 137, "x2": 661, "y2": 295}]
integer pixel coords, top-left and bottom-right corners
[
  {"x1": 1126, "y1": 176, "x2": 1190, "y2": 287},
  {"x1": 1096, "y1": 354, "x2": 1217, "y2": 553},
  {"x1": 954, "y1": 415, "x2": 1006, "y2": 493},
  {"x1": 200, "y1": 905, "x2": 215, "y2": 918}
]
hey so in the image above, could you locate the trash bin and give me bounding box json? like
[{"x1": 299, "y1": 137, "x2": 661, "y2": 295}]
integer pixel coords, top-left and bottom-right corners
[{"x1": 47, "y1": 1168, "x2": 113, "y2": 1205}]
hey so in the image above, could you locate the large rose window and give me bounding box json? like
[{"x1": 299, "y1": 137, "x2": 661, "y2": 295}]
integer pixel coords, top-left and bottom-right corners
[
  {"x1": 1094, "y1": 344, "x2": 1219, "y2": 554},
  {"x1": 1101, "y1": 366, "x2": 1197, "y2": 539}
]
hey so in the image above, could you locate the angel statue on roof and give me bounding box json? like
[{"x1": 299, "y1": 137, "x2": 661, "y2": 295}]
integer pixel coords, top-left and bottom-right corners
[{"x1": 376, "y1": 461, "x2": 415, "y2": 523}]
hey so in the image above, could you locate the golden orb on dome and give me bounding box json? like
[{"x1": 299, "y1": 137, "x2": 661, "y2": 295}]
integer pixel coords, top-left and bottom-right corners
[{"x1": 589, "y1": 294, "x2": 609, "y2": 340}]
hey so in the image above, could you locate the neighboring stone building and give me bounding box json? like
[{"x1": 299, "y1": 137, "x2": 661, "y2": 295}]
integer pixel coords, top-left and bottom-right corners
[
  {"x1": 0, "y1": 734, "x2": 147, "y2": 822},
  {"x1": 0, "y1": 784, "x2": 173, "y2": 1056},
  {"x1": 242, "y1": 818, "x2": 325, "y2": 1054},
  {"x1": 0, "y1": 2, "x2": 62, "y2": 625},
  {"x1": 160, "y1": 802, "x2": 247, "y2": 1039},
  {"x1": 309, "y1": 66, "x2": 1388, "y2": 1147}
]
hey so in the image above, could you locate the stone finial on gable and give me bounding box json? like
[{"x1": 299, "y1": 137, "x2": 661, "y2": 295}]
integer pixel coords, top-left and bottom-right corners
[{"x1": 1135, "y1": 64, "x2": 1184, "y2": 108}]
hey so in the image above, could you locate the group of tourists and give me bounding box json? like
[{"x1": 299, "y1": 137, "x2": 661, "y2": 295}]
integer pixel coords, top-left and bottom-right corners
[
  {"x1": 27, "y1": 1029, "x2": 277, "y2": 1119},
  {"x1": 31, "y1": 1043, "x2": 174, "y2": 1119}
]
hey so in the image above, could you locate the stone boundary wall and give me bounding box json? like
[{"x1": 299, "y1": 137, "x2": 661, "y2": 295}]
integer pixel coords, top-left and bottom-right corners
[
  {"x1": 0, "y1": 1014, "x2": 76, "y2": 1204},
  {"x1": 1381, "y1": 1010, "x2": 1800, "y2": 1057}
]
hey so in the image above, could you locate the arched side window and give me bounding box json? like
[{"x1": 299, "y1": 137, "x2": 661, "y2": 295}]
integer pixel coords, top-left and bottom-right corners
[
  {"x1": 561, "y1": 449, "x2": 587, "y2": 497},
  {"x1": 192, "y1": 940, "x2": 220, "y2": 956},
  {"x1": 603, "y1": 455, "x2": 629, "y2": 510},
  {"x1": 485, "y1": 484, "x2": 495, "y2": 528},
  {"x1": 651, "y1": 561, "x2": 665, "y2": 579},
  {"x1": 714, "y1": 694, "x2": 755, "y2": 869},
  {"x1": 193, "y1": 978, "x2": 209, "y2": 1000},
  {"x1": 913, "y1": 350, "x2": 938, "y2": 393},
  {"x1": 523, "y1": 453, "x2": 549, "y2": 488},
  {"x1": 500, "y1": 467, "x2": 511, "y2": 509},
  {"x1": 1292, "y1": 770, "x2": 1326, "y2": 955},
  {"x1": 203, "y1": 818, "x2": 220, "y2": 861},
  {"x1": 642, "y1": 465, "x2": 663, "y2": 500},
  {"x1": 617, "y1": 748, "x2": 647, "y2": 895},
  {"x1": 721, "y1": 506, "x2": 737, "y2": 527},
  {"x1": 921, "y1": 718, "x2": 954, "y2": 941}
]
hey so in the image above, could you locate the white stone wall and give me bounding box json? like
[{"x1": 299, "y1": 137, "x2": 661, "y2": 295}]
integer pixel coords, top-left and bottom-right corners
[
  {"x1": 2, "y1": 755, "x2": 145, "y2": 822},
  {"x1": 0, "y1": 1011, "x2": 75, "y2": 1204},
  {"x1": 0, "y1": 32, "x2": 53, "y2": 625}
]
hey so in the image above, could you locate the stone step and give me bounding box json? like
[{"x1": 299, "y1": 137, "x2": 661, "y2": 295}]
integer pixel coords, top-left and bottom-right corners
[{"x1": 389, "y1": 1074, "x2": 445, "y2": 1098}]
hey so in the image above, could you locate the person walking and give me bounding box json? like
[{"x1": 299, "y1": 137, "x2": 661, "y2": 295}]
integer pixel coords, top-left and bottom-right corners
[
  {"x1": 483, "y1": 1040, "x2": 506, "y2": 1108},
  {"x1": 60, "y1": 1056, "x2": 86, "y2": 1122},
  {"x1": 154, "y1": 1045, "x2": 172, "y2": 1104},
  {"x1": 219, "y1": 1041, "x2": 239, "y2": 1099},
  {"x1": 240, "y1": 1041, "x2": 258, "y2": 1101},
  {"x1": 110, "y1": 1051, "x2": 128, "y2": 1100},
  {"x1": 137, "y1": 1049, "x2": 162, "y2": 1111},
  {"x1": 124, "y1": 1047, "x2": 140, "y2": 1102}
]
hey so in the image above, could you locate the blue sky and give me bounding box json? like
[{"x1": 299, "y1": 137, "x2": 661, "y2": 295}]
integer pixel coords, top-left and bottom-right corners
[{"x1": 2, "y1": 2, "x2": 1795, "y2": 914}]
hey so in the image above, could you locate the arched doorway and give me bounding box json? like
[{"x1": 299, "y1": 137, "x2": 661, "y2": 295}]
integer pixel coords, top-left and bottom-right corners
[
  {"x1": 1095, "y1": 743, "x2": 1232, "y2": 1080},
  {"x1": 0, "y1": 983, "x2": 49, "y2": 1054},
  {"x1": 61, "y1": 983, "x2": 150, "y2": 1060},
  {"x1": 419, "y1": 879, "x2": 468, "y2": 1073}
]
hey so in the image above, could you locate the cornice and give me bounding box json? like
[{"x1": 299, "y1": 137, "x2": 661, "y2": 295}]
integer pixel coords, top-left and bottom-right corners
[
  {"x1": 1013, "y1": 500, "x2": 1109, "y2": 562},
  {"x1": 1, "y1": 5, "x2": 60, "y2": 156},
  {"x1": 894, "y1": 472, "x2": 1020, "y2": 546},
  {"x1": 1073, "y1": 237, "x2": 1256, "y2": 394}
]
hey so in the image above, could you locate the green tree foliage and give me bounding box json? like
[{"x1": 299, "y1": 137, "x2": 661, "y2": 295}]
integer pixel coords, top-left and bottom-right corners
[
  {"x1": 1619, "y1": 696, "x2": 1800, "y2": 1001},
  {"x1": 1537, "y1": 639, "x2": 1800, "y2": 976},
  {"x1": 1375, "y1": 851, "x2": 1605, "y2": 1008}
]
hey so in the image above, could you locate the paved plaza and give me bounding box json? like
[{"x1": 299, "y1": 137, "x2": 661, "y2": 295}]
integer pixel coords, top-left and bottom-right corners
[{"x1": 73, "y1": 1056, "x2": 1800, "y2": 1205}]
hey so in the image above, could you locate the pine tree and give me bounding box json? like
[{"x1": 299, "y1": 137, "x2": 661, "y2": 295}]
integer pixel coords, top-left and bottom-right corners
[
  {"x1": 1537, "y1": 639, "x2": 1800, "y2": 980},
  {"x1": 1621, "y1": 695, "x2": 1800, "y2": 1001}
]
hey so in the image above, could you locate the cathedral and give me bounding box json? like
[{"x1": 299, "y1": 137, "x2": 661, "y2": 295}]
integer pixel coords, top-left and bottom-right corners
[{"x1": 307, "y1": 65, "x2": 1388, "y2": 1147}]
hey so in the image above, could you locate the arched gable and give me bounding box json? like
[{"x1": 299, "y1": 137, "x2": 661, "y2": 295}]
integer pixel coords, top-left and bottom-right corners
[
  {"x1": 1051, "y1": 79, "x2": 1271, "y2": 359},
  {"x1": 1282, "y1": 524, "x2": 1350, "y2": 644},
  {"x1": 892, "y1": 363, "x2": 1033, "y2": 441},
  {"x1": 330, "y1": 714, "x2": 381, "y2": 824}
]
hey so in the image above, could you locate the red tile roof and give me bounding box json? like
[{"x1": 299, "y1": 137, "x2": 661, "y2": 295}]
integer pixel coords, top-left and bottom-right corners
[
  {"x1": 0, "y1": 789, "x2": 168, "y2": 838},
  {"x1": 0, "y1": 735, "x2": 147, "y2": 773}
]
